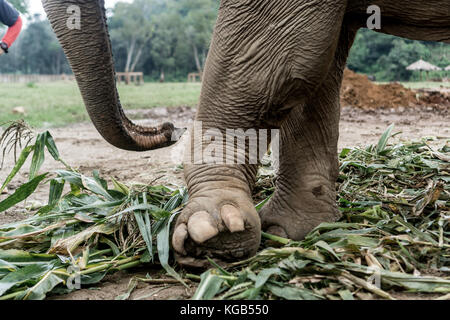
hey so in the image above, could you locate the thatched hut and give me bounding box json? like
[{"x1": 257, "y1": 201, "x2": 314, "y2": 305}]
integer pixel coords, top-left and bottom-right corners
[{"x1": 406, "y1": 59, "x2": 442, "y2": 80}]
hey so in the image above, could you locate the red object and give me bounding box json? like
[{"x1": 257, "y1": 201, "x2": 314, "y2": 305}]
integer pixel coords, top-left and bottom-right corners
[{"x1": 2, "y1": 15, "x2": 22, "y2": 47}]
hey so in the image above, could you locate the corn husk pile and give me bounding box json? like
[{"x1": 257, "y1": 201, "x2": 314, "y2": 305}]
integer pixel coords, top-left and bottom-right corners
[{"x1": 0, "y1": 123, "x2": 449, "y2": 300}]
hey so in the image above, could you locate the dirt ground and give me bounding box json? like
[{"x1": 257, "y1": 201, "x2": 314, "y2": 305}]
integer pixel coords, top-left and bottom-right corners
[{"x1": 0, "y1": 102, "x2": 449, "y2": 300}]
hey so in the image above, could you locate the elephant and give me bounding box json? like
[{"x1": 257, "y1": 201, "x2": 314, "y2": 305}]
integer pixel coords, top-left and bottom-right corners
[{"x1": 42, "y1": 0, "x2": 450, "y2": 265}]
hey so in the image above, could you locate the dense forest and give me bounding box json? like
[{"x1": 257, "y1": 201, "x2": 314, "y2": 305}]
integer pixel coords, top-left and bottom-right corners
[{"x1": 1, "y1": 0, "x2": 449, "y2": 81}]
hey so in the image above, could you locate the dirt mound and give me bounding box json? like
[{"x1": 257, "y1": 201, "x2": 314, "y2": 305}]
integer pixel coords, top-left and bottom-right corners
[
  {"x1": 417, "y1": 90, "x2": 450, "y2": 106},
  {"x1": 341, "y1": 69, "x2": 419, "y2": 109}
]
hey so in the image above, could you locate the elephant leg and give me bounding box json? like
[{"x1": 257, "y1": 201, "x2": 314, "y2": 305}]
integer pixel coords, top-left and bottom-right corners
[
  {"x1": 172, "y1": 0, "x2": 350, "y2": 265},
  {"x1": 172, "y1": 122, "x2": 262, "y2": 264},
  {"x1": 260, "y1": 25, "x2": 358, "y2": 240},
  {"x1": 173, "y1": 85, "x2": 263, "y2": 264}
]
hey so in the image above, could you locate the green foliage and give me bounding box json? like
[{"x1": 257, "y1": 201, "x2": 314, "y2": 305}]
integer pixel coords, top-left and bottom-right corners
[
  {"x1": 1, "y1": 1, "x2": 449, "y2": 82},
  {"x1": 348, "y1": 29, "x2": 450, "y2": 81},
  {"x1": 0, "y1": 124, "x2": 448, "y2": 299},
  {"x1": 8, "y1": 0, "x2": 28, "y2": 13},
  {"x1": 0, "y1": 127, "x2": 188, "y2": 299},
  {"x1": 110, "y1": 0, "x2": 217, "y2": 78},
  {"x1": 109, "y1": 0, "x2": 158, "y2": 73},
  {"x1": 195, "y1": 130, "x2": 450, "y2": 300}
]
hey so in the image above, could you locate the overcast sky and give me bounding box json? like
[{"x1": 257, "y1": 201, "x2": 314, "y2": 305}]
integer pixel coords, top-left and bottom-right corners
[{"x1": 28, "y1": 0, "x2": 132, "y2": 17}]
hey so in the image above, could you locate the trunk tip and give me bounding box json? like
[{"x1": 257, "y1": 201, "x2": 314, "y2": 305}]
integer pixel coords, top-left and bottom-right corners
[{"x1": 161, "y1": 122, "x2": 186, "y2": 144}]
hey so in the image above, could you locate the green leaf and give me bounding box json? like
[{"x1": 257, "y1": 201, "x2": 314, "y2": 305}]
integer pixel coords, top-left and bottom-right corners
[
  {"x1": 81, "y1": 176, "x2": 115, "y2": 201},
  {"x1": 346, "y1": 235, "x2": 380, "y2": 248},
  {"x1": 0, "y1": 249, "x2": 55, "y2": 264},
  {"x1": 0, "y1": 263, "x2": 52, "y2": 297},
  {"x1": 254, "y1": 268, "x2": 281, "y2": 289},
  {"x1": 134, "y1": 209, "x2": 153, "y2": 263},
  {"x1": 314, "y1": 240, "x2": 340, "y2": 260},
  {"x1": 44, "y1": 132, "x2": 60, "y2": 161},
  {"x1": 99, "y1": 237, "x2": 120, "y2": 257},
  {"x1": 80, "y1": 272, "x2": 107, "y2": 285},
  {"x1": 111, "y1": 177, "x2": 129, "y2": 196},
  {"x1": 29, "y1": 133, "x2": 47, "y2": 180},
  {"x1": 48, "y1": 179, "x2": 64, "y2": 206},
  {"x1": 0, "y1": 224, "x2": 42, "y2": 238},
  {"x1": 393, "y1": 216, "x2": 438, "y2": 245},
  {"x1": 266, "y1": 284, "x2": 321, "y2": 300},
  {"x1": 21, "y1": 271, "x2": 64, "y2": 300},
  {"x1": 255, "y1": 196, "x2": 271, "y2": 212},
  {"x1": 0, "y1": 173, "x2": 48, "y2": 213},
  {"x1": 156, "y1": 212, "x2": 186, "y2": 287},
  {"x1": 338, "y1": 290, "x2": 355, "y2": 300},
  {"x1": 340, "y1": 148, "x2": 352, "y2": 158},
  {"x1": 92, "y1": 170, "x2": 108, "y2": 191},
  {"x1": 54, "y1": 170, "x2": 83, "y2": 187},
  {"x1": 376, "y1": 124, "x2": 395, "y2": 154},
  {"x1": 0, "y1": 145, "x2": 34, "y2": 193},
  {"x1": 193, "y1": 270, "x2": 224, "y2": 300},
  {"x1": 0, "y1": 259, "x2": 17, "y2": 272}
]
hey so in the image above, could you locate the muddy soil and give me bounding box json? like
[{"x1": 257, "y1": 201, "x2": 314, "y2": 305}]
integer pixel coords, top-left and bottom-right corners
[
  {"x1": 0, "y1": 103, "x2": 449, "y2": 300},
  {"x1": 341, "y1": 69, "x2": 450, "y2": 109}
]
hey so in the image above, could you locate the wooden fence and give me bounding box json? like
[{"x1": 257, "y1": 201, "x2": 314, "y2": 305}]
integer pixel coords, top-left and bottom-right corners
[
  {"x1": 0, "y1": 74, "x2": 75, "y2": 83},
  {"x1": 116, "y1": 72, "x2": 144, "y2": 85},
  {"x1": 187, "y1": 72, "x2": 202, "y2": 83}
]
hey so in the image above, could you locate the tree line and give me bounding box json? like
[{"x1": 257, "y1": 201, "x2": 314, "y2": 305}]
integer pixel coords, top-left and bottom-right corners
[
  {"x1": 0, "y1": 0, "x2": 448, "y2": 82},
  {"x1": 348, "y1": 29, "x2": 449, "y2": 81}
]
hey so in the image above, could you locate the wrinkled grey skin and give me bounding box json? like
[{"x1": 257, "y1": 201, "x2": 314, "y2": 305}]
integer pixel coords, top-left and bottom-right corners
[{"x1": 42, "y1": 0, "x2": 450, "y2": 265}]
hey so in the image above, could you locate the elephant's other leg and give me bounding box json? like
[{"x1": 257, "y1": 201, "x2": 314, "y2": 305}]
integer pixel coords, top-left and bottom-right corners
[
  {"x1": 172, "y1": 0, "x2": 349, "y2": 264},
  {"x1": 260, "y1": 83, "x2": 341, "y2": 240},
  {"x1": 260, "y1": 26, "x2": 357, "y2": 241}
]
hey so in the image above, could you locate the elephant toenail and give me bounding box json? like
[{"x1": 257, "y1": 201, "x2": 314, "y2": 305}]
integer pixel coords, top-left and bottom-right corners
[
  {"x1": 188, "y1": 211, "x2": 219, "y2": 244},
  {"x1": 221, "y1": 205, "x2": 245, "y2": 233},
  {"x1": 172, "y1": 223, "x2": 188, "y2": 255}
]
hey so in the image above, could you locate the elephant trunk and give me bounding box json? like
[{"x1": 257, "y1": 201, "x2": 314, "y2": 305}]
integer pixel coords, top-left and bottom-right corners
[{"x1": 42, "y1": 0, "x2": 182, "y2": 151}]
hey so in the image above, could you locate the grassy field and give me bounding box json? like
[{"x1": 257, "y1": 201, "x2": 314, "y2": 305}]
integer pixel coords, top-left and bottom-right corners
[
  {"x1": 399, "y1": 81, "x2": 450, "y2": 90},
  {"x1": 374, "y1": 81, "x2": 450, "y2": 90},
  {"x1": 0, "y1": 82, "x2": 201, "y2": 128},
  {"x1": 0, "y1": 80, "x2": 448, "y2": 128}
]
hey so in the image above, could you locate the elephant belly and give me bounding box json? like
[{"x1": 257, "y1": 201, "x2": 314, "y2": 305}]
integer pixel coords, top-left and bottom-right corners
[{"x1": 347, "y1": 0, "x2": 450, "y2": 43}]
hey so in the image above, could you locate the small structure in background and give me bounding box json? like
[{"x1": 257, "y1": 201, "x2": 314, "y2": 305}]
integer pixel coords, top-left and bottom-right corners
[
  {"x1": 187, "y1": 72, "x2": 202, "y2": 83},
  {"x1": 406, "y1": 59, "x2": 442, "y2": 81},
  {"x1": 445, "y1": 65, "x2": 450, "y2": 71},
  {"x1": 116, "y1": 72, "x2": 144, "y2": 85}
]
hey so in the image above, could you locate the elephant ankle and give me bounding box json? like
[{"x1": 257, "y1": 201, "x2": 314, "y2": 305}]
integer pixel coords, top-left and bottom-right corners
[{"x1": 184, "y1": 164, "x2": 257, "y2": 196}]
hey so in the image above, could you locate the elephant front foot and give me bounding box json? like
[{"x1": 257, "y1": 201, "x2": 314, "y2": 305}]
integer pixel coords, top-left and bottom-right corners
[
  {"x1": 259, "y1": 176, "x2": 341, "y2": 241},
  {"x1": 172, "y1": 165, "x2": 261, "y2": 267}
]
